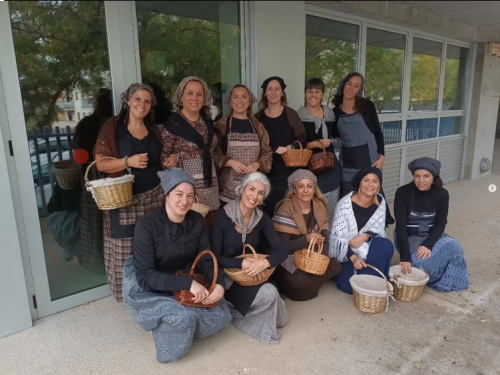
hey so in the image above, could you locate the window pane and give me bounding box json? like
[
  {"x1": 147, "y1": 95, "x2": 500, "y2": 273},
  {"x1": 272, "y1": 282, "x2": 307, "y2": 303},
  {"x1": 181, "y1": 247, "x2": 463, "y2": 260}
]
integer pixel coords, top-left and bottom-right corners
[
  {"x1": 136, "y1": 1, "x2": 241, "y2": 122},
  {"x1": 306, "y1": 15, "x2": 359, "y2": 104},
  {"x1": 381, "y1": 121, "x2": 402, "y2": 144},
  {"x1": 439, "y1": 116, "x2": 464, "y2": 136},
  {"x1": 410, "y1": 38, "x2": 442, "y2": 112},
  {"x1": 406, "y1": 118, "x2": 438, "y2": 141},
  {"x1": 365, "y1": 28, "x2": 406, "y2": 114},
  {"x1": 443, "y1": 45, "x2": 469, "y2": 110}
]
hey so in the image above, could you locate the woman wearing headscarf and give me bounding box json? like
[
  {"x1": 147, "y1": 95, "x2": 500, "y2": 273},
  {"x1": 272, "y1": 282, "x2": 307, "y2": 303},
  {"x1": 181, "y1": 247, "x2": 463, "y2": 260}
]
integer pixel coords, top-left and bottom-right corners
[
  {"x1": 211, "y1": 172, "x2": 288, "y2": 344},
  {"x1": 394, "y1": 157, "x2": 469, "y2": 291},
  {"x1": 161, "y1": 76, "x2": 220, "y2": 226},
  {"x1": 329, "y1": 167, "x2": 394, "y2": 294},
  {"x1": 255, "y1": 76, "x2": 307, "y2": 216},
  {"x1": 122, "y1": 168, "x2": 232, "y2": 363},
  {"x1": 272, "y1": 169, "x2": 341, "y2": 301},
  {"x1": 213, "y1": 85, "x2": 273, "y2": 205},
  {"x1": 94, "y1": 83, "x2": 165, "y2": 301},
  {"x1": 298, "y1": 78, "x2": 342, "y2": 223}
]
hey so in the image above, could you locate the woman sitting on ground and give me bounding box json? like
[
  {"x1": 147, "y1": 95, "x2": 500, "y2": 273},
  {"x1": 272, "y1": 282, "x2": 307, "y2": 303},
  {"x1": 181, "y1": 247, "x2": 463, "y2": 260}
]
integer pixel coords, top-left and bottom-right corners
[
  {"x1": 394, "y1": 157, "x2": 469, "y2": 291},
  {"x1": 329, "y1": 167, "x2": 394, "y2": 294},
  {"x1": 122, "y1": 168, "x2": 232, "y2": 363},
  {"x1": 211, "y1": 172, "x2": 288, "y2": 344},
  {"x1": 272, "y1": 169, "x2": 341, "y2": 301}
]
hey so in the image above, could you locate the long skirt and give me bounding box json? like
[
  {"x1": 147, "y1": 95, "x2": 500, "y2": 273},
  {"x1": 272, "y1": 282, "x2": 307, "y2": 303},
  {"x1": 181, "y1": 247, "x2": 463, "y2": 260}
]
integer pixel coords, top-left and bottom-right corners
[
  {"x1": 103, "y1": 185, "x2": 164, "y2": 301},
  {"x1": 324, "y1": 188, "x2": 340, "y2": 226},
  {"x1": 274, "y1": 258, "x2": 341, "y2": 301},
  {"x1": 123, "y1": 257, "x2": 232, "y2": 363},
  {"x1": 224, "y1": 277, "x2": 288, "y2": 345},
  {"x1": 395, "y1": 233, "x2": 469, "y2": 292},
  {"x1": 336, "y1": 237, "x2": 394, "y2": 294}
]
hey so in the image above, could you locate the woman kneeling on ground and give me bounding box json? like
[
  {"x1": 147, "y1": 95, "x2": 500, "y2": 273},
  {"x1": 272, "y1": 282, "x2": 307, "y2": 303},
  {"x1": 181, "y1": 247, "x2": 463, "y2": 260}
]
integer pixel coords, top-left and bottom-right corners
[
  {"x1": 272, "y1": 169, "x2": 341, "y2": 301},
  {"x1": 211, "y1": 172, "x2": 288, "y2": 344},
  {"x1": 329, "y1": 167, "x2": 394, "y2": 294},
  {"x1": 394, "y1": 157, "x2": 469, "y2": 291},
  {"x1": 122, "y1": 168, "x2": 231, "y2": 363}
]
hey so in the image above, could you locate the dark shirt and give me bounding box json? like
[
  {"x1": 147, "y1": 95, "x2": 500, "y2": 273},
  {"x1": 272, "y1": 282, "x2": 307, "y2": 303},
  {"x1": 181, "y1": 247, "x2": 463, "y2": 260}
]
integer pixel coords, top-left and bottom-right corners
[
  {"x1": 133, "y1": 207, "x2": 224, "y2": 293},
  {"x1": 394, "y1": 182, "x2": 449, "y2": 262},
  {"x1": 116, "y1": 121, "x2": 162, "y2": 195},
  {"x1": 211, "y1": 209, "x2": 287, "y2": 269},
  {"x1": 346, "y1": 196, "x2": 381, "y2": 259},
  {"x1": 222, "y1": 117, "x2": 256, "y2": 153},
  {"x1": 277, "y1": 213, "x2": 330, "y2": 255}
]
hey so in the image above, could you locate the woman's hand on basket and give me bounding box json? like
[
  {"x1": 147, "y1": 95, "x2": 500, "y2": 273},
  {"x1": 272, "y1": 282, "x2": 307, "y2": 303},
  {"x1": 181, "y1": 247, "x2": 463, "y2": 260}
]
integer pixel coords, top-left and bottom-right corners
[
  {"x1": 306, "y1": 232, "x2": 323, "y2": 244},
  {"x1": 319, "y1": 139, "x2": 332, "y2": 148},
  {"x1": 349, "y1": 234, "x2": 369, "y2": 248},
  {"x1": 243, "y1": 162, "x2": 260, "y2": 174},
  {"x1": 226, "y1": 159, "x2": 247, "y2": 174},
  {"x1": 400, "y1": 261, "x2": 412, "y2": 275},
  {"x1": 275, "y1": 147, "x2": 288, "y2": 155},
  {"x1": 202, "y1": 284, "x2": 224, "y2": 305},
  {"x1": 190, "y1": 280, "x2": 209, "y2": 303},
  {"x1": 350, "y1": 254, "x2": 367, "y2": 270},
  {"x1": 128, "y1": 153, "x2": 148, "y2": 169},
  {"x1": 242, "y1": 258, "x2": 271, "y2": 277},
  {"x1": 162, "y1": 155, "x2": 178, "y2": 169},
  {"x1": 416, "y1": 246, "x2": 432, "y2": 260}
]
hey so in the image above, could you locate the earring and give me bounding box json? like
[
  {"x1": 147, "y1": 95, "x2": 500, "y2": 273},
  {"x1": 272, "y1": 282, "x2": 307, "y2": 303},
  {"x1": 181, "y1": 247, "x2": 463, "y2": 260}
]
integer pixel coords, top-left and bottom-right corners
[{"x1": 127, "y1": 105, "x2": 130, "y2": 112}]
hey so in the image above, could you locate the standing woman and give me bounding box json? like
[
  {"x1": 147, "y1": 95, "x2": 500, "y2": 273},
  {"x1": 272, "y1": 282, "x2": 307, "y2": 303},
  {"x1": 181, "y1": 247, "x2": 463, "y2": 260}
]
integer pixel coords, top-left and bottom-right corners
[
  {"x1": 94, "y1": 83, "x2": 165, "y2": 301},
  {"x1": 161, "y1": 76, "x2": 220, "y2": 226},
  {"x1": 255, "y1": 76, "x2": 307, "y2": 216},
  {"x1": 298, "y1": 78, "x2": 342, "y2": 223},
  {"x1": 213, "y1": 85, "x2": 273, "y2": 205},
  {"x1": 394, "y1": 157, "x2": 469, "y2": 291}
]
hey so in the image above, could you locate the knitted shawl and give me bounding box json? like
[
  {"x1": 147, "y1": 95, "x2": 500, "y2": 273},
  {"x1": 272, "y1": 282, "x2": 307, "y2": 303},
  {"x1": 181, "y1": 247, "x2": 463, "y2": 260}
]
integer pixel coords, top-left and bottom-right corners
[{"x1": 329, "y1": 192, "x2": 387, "y2": 262}]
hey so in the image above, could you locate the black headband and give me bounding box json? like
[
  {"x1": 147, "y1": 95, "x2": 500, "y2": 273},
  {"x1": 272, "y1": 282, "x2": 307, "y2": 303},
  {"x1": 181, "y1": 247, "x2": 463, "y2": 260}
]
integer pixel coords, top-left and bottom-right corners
[{"x1": 261, "y1": 76, "x2": 287, "y2": 91}]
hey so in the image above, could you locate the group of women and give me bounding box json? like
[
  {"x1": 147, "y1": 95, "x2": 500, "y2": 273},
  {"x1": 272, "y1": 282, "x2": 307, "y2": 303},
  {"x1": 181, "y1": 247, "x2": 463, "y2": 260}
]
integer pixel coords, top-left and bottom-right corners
[{"x1": 91, "y1": 73, "x2": 470, "y2": 363}]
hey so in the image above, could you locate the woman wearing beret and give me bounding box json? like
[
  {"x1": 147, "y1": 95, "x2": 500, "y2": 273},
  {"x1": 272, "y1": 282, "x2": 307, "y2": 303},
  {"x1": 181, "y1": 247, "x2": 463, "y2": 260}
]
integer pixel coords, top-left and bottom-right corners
[
  {"x1": 329, "y1": 167, "x2": 394, "y2": 294},
  {"x1": 94, "y1": 83, "x2": 165, "y2": 301},
  {"x1": 213, "y1": 85, "x2": 273, "y2": 205},
  {"x1": 394, "y1": 157, "x2": 469, "y2": 291},
  {"x1": 211, "y1": 172, "x2": 288, "y2": 344},
  {"x1": 273, "y1": 169, "x2": 341, "y2": 301},
  {"x1": 255, "y1": 76, "x2": 307, "y2": 216},
  {"x1": 122, "y1": 168, "x2": 231, "y2": 363}
]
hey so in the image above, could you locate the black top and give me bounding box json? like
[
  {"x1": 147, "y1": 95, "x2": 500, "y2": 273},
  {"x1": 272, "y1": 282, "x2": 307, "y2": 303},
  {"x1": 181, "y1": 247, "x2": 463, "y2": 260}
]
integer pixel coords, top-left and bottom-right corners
[
  {"x1": 222, "y1": 117, "x2": 255, "y2": 153},
  {"x1": 332, "y1": 99, "x2": 385, "y2": 156},
  {"x1": 211, "y1": 209, "x2": 287, "y2": 269},
  {"x1": 277, "y1": 213, "x2": 330, "y2": 255},
  {"x1": 260, "y1": 109, "x2": 294, "y2": 172},
  {"x1": 346, "y1": 196, "x2": 381, "y2": 259},
  {"x1": 394, "y1": 182, "x2": 449, "y2": 262},
  {"x1": 72, "y1": 114, "x2": 110, "y2": 161},
  {"x1": 133, "y1": 207, "x2": 224, "y2": 293},
  {"x1": 116, "y1": 121, "x2": 162, "y2": 195}
]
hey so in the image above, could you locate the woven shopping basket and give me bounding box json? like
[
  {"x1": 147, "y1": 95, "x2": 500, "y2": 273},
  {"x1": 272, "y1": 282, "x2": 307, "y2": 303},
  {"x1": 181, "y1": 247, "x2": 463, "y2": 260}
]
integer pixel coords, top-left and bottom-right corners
[
  {"x1": 294, "y1": 235, "x2": 330, "y2": 275},
  {"x1": 308, "y1": 147, "x2": 335, "y2": 175},
  {"x1": 174, "y1": 250, "x2": 219, "y2": 308},
  {"x1": 84, "y1": 157, "x2": 134, "y2": 210},
  {"x1": 389, "y1": 265, "x2": 429, "y2": 302},
  {"x1": 350, "y1": 264, "x2": 394, "y2": 314},
  {"x1": 282, "y1": 140, "x2": 313, "y2": 167},
  {"x1": 225, "y1": 244, "x2": 275, "y2": 286},
  {"x1": 52, "y1": 159, "x2": 81, "y2": 190},
  {"x1": 191, "y1": 196, "x2": 211, "y2": 217}
]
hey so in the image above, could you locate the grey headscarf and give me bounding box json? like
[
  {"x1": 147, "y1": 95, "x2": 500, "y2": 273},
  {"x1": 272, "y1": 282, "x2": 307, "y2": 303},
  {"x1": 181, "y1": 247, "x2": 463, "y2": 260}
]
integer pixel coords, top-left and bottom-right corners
[
  {"x1": 298, "y1": 105, "x2": 335, "y2": 140},
  {"x1": 120, "y1": 83, "x2": 157, "y2": 106},
  {"x1": 224, "y1": 198, "x2": 263, "y2": 245},
  {"x1": 408, "y1": 157, "x2": 441, "y2": 177}
]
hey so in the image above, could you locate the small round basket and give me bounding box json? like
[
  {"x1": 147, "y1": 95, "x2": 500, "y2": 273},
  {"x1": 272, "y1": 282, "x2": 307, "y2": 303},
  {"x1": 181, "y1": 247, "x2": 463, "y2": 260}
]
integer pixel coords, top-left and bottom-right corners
[
  {"x1": 84, "y1": 157, "x2": 134, "y2": 210},
  {"x1": 281, "y1": 140, "x2": 313, "y2": 167},
  {"x1": 294, "y1": 235, "x2": 330, "y2": 275},
  {"x1": 350, "y1": 264, "x2": 394, "y2": 314},
  {"x1": 225, "y1": 244, "x2": 275, "y2": 286},
  {"x1": 389, "y1": 265, "x2": 429, "y2": 302},
  {"x1": 52, "y1": 159, "x2": 81, "y2": 190},
  {"x1": 191, "y1": 196, "x2": 211, "y2": 217},
  {"x1": 174, "y1": 250, "x2": 219, "y2": 308}
]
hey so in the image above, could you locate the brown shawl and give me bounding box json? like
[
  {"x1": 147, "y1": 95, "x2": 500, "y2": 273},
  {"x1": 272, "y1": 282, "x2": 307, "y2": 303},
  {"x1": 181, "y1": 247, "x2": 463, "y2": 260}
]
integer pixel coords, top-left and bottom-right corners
[{"x1": 273, "y1": 195, "x2": 329, "y2": 236}]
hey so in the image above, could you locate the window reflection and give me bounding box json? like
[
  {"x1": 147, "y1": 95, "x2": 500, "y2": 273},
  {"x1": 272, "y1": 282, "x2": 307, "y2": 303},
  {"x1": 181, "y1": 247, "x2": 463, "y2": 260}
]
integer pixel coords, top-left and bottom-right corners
[{"x1": 443, "y1": 45, "x2": 469, "y2": 111}]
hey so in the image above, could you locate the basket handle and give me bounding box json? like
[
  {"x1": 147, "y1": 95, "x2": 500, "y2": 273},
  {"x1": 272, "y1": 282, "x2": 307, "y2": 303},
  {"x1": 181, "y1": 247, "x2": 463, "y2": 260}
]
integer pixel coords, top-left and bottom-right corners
[
  {"x1": 190, "y1": 250, "x2": 218, "y2": 293},
  {"x1": 242, "y1": 244, "x2": 258, "y2": 258},
  {"x1": 355, "y1": 263, "x2": 391, "y2": 295},
  {"x1": 85, "y1": 156, "x2": 131, "y2": 183},
  {"x1": 306, "y1": 234, "x2": 324, "y2": 258},
  {"x1": 306, "y1": 233, "x2": 318, "y2": 252},
  {"x1": 194, "y1": 196, "x2": 199, "y2": 203},
  {"x1": 292, "y1": 140, "x2": 303, "y2": 150}
]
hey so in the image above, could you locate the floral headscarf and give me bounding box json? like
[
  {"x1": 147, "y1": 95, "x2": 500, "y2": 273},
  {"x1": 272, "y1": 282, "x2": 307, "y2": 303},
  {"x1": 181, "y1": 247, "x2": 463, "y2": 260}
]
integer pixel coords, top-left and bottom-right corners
[
  {"x1": 120, "y1": 83, "x2": 157, "y2": 106},
  {"x1": 224, "y1": 84, "x2": 258, "y2": 105},
  {"x1": 172, "y1": 76, "x2": 212, "y2": 111}
]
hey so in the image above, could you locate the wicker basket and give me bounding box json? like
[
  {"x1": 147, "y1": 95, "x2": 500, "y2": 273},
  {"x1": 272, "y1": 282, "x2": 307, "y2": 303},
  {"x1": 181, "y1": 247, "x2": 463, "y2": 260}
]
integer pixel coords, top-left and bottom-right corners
[
  {"x1": 308, "y1": 147, "x2": 335, "y2": 175},
  {"x1": 294, "y1": 235, "x2": 330, "y2": 275},
  {"x1": 282, "y1": 141, "x2": 313, "y2": 167},
  {"x1": 84, "y1": 158, "x2": 134, "y2": 210},
  {"x1": 191, "y1": 196, "x2": 211, "y2": 217},
  {"x1": 389, "y1": 265, "x2": 429, "y2": 302},
  {"x1": 350, "y1": 264, "x2": 393, "y2": 314},
  {"x1": 225, "y1": 244, "x2": 276, "y2": 286},
  {"x1": 174, "y1": 250, "x2": 219, "y2": 308},
  {"x1": 52, "y1": 160, "x2": 81, "y2": 190}
]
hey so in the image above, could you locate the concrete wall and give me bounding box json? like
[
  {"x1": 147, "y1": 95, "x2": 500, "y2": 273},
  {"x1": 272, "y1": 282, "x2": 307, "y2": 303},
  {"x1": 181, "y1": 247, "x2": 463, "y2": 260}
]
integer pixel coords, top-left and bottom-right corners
[
  {"x1": 464, "y1": 44, "x2": 500, "y2": 179},
  {"x1": 251, "y1": 1, "x2": 306, "y2": 110}
]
